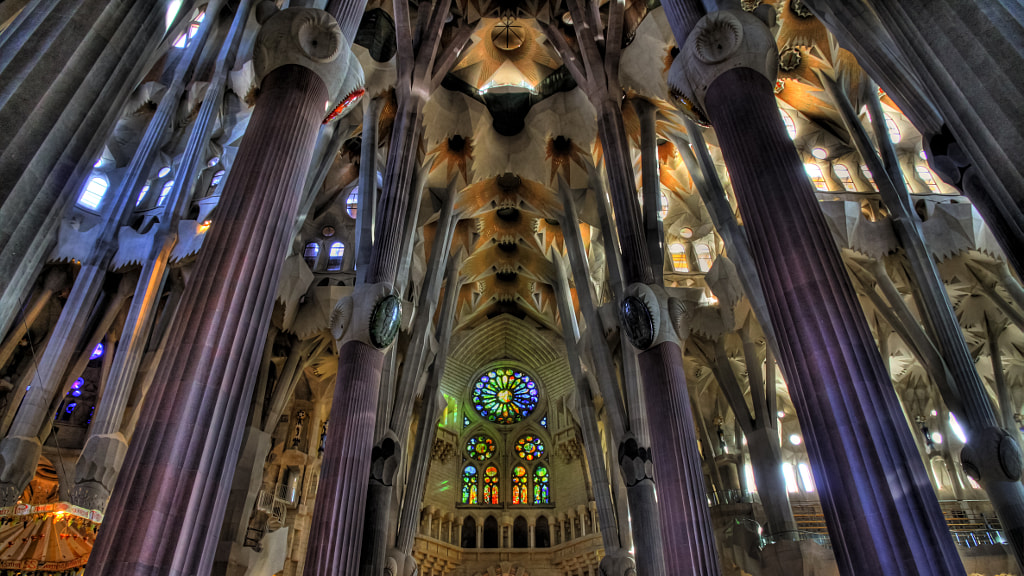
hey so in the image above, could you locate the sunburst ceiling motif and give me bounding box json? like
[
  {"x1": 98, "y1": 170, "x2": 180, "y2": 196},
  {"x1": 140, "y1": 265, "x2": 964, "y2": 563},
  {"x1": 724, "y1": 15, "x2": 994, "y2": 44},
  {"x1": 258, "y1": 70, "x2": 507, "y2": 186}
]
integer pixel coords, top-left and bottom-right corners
[{"x1": 451, "y1": 17, "x2": 561, "y2": 92}]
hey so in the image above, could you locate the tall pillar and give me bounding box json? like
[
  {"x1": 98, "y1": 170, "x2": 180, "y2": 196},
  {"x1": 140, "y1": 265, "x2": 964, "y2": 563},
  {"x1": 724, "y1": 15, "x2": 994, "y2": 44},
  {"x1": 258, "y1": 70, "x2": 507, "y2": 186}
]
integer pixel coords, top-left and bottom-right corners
[
  {"x1": 668, "y1": 6, "x2": 965, "y2": 574},
  {"x1": 71, "y1": 0, "x2": 250, "y2": 513},
  {"x1": 0, "y1": 0, "x2": 176, "y2": 340},
  {"x1": 87, "y1": 6, "x2": 361, "y2": 574},
  {"x1": 303, "y1": 0, "x2": 462, "y2": 570},
  {"x1": 547, "y1": 1, "x2": 721, "y2": 571}
]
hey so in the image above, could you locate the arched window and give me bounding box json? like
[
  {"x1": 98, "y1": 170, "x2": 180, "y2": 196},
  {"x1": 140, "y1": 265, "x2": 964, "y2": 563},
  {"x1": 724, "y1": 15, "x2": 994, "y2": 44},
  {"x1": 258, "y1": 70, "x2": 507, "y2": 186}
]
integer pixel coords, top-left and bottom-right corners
[
  {"x1": 158, "y1": 180, "x2": 175, "y2": 207},
  {"x1": 833, "y1": 164, "x2": 855, "y2": 192},
  {"x1": 210, "y1": 170, "x2": 225, "y2": 188},
  {"x1": 535, "y1": 516, "x2": 551, "y2": 548},
  {"x1": 77, "y1": 175, "x2": 108, "y2": 210},
  {"x1": 695, "y1": 244, "x2": 714, "y2": 273},
  {"x1": 533, "y1": 465, "x2": 550, "y2": 504},
  {"x1": 512, "y1": 465, "x2": 528, "y2": 505},
  {"x1": 482, "y1": 465, "x2": 499, "y2": 504},
  {"x1": 172, "y1": 9, "x2": 205, "y2": 48},
  {"x1": 483, "y1": 516, "x2": 499, "y2": 548},
  {"x1": 461, "y1": 465, "x2": 479, "y2": 504},
  {"x1": 346, "y1": 188, "x2": 359, "y2": 219},
  {"x1": 885, "y1": 114, "x2": 902, "y2": 143},
  {"x1": 467, "y1": 435, "x2": 496, "y2": 461},
  {"x1": 780, "y1": 110, "x2": 797, "y2": 139},
  {"x1": 461, "y1": 517, "x2": 477, "y2": 548},
  {"x1": 513, "y1": 516, "x2": 528, "y2": 548},
  {"x1": 303, "y1": 242, "x2": 320, "y2": 269},
  {"x1": 803, "y1": 164, "x2": 828, "y2": 191},
  {"x1": 916, "y1": 165, "x2": 940, "y2": 193},
  {"x1": 669, "y1": 243, "x2": 689, "y2": 272},
  {"x1": 515, "y1": 435, "x2": 545, "y2": 461},
  {"x1": 326, "y1": 241, "x2": 344, "y2": 271},
  {"x1": 659, "y1": 191, "x2": 669, "y2": 220}
]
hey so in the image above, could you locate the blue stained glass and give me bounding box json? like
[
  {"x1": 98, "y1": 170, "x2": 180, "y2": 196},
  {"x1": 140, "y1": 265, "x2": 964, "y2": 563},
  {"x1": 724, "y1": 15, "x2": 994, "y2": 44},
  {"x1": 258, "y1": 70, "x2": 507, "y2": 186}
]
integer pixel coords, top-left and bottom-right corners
[
  {"x1": 540, "y1": 416, "x2": 547, "y2": 428},
  {"x1": 65, "y1": 403, "x2": 77, "y2": 413},
  {"x1": 90, "y1": 343, "x2": 104, "y2": 360}
]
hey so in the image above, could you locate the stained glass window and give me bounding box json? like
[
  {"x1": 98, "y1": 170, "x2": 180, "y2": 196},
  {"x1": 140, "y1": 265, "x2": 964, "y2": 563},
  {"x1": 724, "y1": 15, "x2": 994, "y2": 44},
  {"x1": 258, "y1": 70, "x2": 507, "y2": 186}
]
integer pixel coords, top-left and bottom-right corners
[
  {"x1": 462, "y1": 465, "x2": 479, "y2": 504},
  {"x1": 533, "y1": 466, "x2": 550, "y2": 504},
  {"x1": 473, "y1": 368, "x2": 539, "y2": 424},
  {"x1": 77, "y1": 175, "x2": 109, "y2": 210},
  {"x1": 515, "y1": 435, "x2": 545, "y2": 461},
  {"x1": 467, "y1": 435, "x2": 496, "y2": 461},
  {"x1": 512, "y1": 465, "x2": 529, "y2": 505},
  {"x1": 463, "y1": 416, "x2": 470, "y2": 429},
  {"x1": 483, "y1": 466, "x2": 500, "y2": 504},
  {"x1": 540, "y1": 416, "x2": 547, "y2": 428}
]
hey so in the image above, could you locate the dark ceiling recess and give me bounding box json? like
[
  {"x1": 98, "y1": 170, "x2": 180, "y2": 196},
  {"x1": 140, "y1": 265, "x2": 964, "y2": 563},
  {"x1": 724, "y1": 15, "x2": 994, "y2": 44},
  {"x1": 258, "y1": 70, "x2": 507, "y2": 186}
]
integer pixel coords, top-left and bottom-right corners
[
  {"x1": 497, "y1": 241, "x2": 518, "y2": 253},
  {"x1": 355, "y1": 9, "x2": 397, "y2": 62},
  {"x1": 496, "y1": 207, "x2": 521, "y2": 222}
]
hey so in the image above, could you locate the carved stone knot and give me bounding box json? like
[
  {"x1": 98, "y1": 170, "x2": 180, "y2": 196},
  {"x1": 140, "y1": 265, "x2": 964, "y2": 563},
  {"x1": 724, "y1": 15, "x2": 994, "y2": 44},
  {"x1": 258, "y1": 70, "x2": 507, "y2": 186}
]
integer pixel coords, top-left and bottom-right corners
[
  {"x1": 618, "y1": 435, "x2": 655, "y2": 487},
  {"x1": 330, "y1": 282, "x2": 401, "y2": 350},
  {"x1": 961, "y1": 426, "x2": 1023, "y2": 484},
  {"x1": 669, "y1": 8, "x2": 778, "y2": 110},
  {"x1": 620, "y1": 284, "x2": 689, "y2": 350},
  {"x1": 253, "y1": 4, "x2": 362, "y2": 102},
  {"x1": 370, "y1": 432, "x2": 401, "y2": 485}
]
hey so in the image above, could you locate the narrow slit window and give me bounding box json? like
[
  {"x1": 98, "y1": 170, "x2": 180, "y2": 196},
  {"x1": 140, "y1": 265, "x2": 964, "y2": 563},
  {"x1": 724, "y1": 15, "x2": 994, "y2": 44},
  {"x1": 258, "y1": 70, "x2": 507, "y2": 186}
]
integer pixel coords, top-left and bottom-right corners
[
  {"x1": 346, "y1": 188, "x2": 359, "y2": 219},
  {"x1": 158, "y1": 181, "x2": 175, "y2": 207}
]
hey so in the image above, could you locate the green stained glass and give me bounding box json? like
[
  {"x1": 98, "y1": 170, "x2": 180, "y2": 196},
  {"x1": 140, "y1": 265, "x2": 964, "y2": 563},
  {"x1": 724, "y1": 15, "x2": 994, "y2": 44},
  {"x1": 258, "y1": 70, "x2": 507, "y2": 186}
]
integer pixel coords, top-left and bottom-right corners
[
  {"x1": 515, "y1": 435, "x2": 545, "y2": 461},
  {"x1": 472, "y1": 368, "x2": 539, "y2": 424},
  {"x1": 466, "y1": 435, "x2": 496, "y2": 461},
  {"x1": 533, "y1": 465, "x2": 550, "y2": 504}
]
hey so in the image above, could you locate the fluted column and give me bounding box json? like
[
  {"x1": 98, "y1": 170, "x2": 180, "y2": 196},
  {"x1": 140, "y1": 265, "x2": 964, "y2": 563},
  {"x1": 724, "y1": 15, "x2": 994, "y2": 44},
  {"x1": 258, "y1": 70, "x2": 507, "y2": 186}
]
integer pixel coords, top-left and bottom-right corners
[
  {"x1": 70, "y1": 0, "x2": 251, "y2": 513},
  {"x1": 668, "y1": 6, "x2": 965, "y2": 574},
  {"x1": 304, "y1": 0, "x2": 461, "y2": 569},
  {"x1": 0, "y1": 0, "x2": 173, "y2": 340},
  {"x1": 0, "y1": 268, "x2": 66, "y2": 370},
  {"x1": 87, "y1": 6, "x2": 360, "y2": 573}
]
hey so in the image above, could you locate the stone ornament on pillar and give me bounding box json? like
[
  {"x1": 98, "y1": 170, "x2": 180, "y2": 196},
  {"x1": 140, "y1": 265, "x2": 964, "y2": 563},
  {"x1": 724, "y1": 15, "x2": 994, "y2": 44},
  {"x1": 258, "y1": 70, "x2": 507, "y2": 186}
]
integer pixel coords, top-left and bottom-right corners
[
  {"x1": 253, "y1": 3, "x2": 360, "y2": 104},
  {"x1": 69, "y1": 433, "x2": 128, "y2": 511},
  {"x1": 370, "y1": 431, "x2": 401, "y2": 487},
  {"x1": 619, "y1": 283, "x2": 689, "y2": 350},
  {"x1": 669, "y1": 8, "x2": 778, "y2": 112},
  {"x1": 960, "y1": 427, "x2": 1024, "y2": 484},
  {"x1": 599, "y1": 553, "x2": 638, "y2": 576},
  {"x1": 330, "y1": 282, "x2": 402, "y2": 350},
  {"x1": 618, "y1": 435, "x2": 655, "y2": 487}
]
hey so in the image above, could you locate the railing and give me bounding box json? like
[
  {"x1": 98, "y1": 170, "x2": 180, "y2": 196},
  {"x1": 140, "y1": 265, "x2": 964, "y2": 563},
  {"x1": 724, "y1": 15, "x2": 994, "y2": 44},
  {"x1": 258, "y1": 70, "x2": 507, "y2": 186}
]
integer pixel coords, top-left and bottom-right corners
[
  {"x1": 255, "y1": 489, "x2": 288, "y2": 525},
  {"x1": 707, "y1": 490, "x2": 759, "y2": 507}
]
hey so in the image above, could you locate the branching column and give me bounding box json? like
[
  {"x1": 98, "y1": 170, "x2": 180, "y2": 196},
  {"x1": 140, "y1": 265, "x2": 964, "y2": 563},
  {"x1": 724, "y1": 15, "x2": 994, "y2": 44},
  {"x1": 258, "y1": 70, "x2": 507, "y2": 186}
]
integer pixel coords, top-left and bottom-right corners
[
  {"x1": 87, "y1": 6, "x2": 361, "y2": 574},
  {"x1": 669, "y1": 6, "x2": 964, "y2": 574}
]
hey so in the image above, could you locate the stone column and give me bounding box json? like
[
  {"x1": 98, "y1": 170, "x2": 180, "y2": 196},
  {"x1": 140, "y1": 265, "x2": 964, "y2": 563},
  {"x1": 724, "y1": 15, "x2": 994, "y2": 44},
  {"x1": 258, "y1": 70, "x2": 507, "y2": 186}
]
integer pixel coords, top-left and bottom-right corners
[
  {"x1": 71, "y1": 0, "x2": 249, "y2": 513},
  {"x1": 0, "y1": 268, "x2": 66, "y2": 370},
  {"x1": 552, "y1": 1, "x2": 721, "y2": 569},
  {"x1": 87, "y1": 7, "x2": 361, "y2": 574},
  {"x1": 635, "y1": 98, "x2": 664, "y2": 283},
  {"x1": 304, "y1": 0, "x2": 459, "y2": 570},
  {"x1": 0, "y1": 0, "x2": 174, "y2": 340},
  {"x1": 668, "y1": 6, "x2": 965, "y2": 574}
]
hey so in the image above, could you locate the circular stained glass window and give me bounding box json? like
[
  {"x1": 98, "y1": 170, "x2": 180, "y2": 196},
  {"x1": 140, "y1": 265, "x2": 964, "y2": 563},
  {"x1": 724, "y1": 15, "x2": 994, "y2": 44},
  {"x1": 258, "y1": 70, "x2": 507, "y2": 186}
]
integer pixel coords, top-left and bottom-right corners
[
  {"x1": 473, "y1": 368, "x2": 539, "y2": 424},
  {"x1": 515, "y1": 435, "x2": 545, "y2": 461},
  {"x1": 466, "y1": 435, "x2": 496, "y2": 461}
]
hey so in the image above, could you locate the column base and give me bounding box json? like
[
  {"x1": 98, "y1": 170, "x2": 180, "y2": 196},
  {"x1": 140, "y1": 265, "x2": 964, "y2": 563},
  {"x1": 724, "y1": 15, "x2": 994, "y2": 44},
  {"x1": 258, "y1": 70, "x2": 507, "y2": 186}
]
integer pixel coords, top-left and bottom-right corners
[
  {"x1": 0, "y1": 435, "x2": 41, "y2": 506},
  {"x1": 70, "y1": 433, "x2": 127, "y2": 511}
]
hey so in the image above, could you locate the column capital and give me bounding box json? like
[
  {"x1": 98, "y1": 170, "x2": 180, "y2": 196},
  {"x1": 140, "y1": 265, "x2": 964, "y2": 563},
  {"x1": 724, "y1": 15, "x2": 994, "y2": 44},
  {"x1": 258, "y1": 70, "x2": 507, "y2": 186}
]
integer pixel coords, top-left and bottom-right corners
[
  {"x1": 669, "y1": 8, "x2": 778, "y2": 112},
  {"x1": 253, "y1": 4, "x2": 362, "y2": 105},
  {"x1": 331, "y1": 282, "x2": 403, "y2": 350}
]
